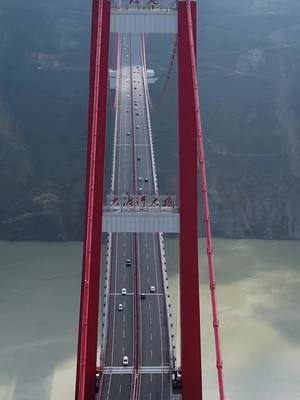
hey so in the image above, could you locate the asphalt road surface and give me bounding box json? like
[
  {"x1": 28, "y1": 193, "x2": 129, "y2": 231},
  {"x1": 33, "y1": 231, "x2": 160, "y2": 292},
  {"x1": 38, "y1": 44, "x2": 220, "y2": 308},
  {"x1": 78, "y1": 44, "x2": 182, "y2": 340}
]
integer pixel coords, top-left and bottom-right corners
[{"x1": 99, "y1": 33, "x2": 171, "y2": 400}]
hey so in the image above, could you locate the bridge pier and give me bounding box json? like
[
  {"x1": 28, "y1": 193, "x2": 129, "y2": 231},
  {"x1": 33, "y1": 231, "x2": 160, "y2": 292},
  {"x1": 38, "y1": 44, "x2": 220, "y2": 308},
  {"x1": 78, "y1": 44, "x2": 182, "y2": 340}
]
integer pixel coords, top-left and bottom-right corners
[
  {"x1": 178, "y1": 1, "x2": 203, "y2": 399},
  {"x1": 75, "y1": 1, "x2": 111, "y2": 399}
]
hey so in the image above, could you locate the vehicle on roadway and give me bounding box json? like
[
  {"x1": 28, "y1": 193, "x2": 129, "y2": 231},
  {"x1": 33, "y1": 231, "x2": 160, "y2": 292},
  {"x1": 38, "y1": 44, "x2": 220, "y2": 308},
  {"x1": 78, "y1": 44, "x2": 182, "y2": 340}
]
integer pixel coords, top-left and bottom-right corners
[
  {"x1": 95, "y1": 370, "x2": 100, "y2": 393},
  {"x1": 150, "y1": 285, "x2": 156, "y2": 293},
  {"x1": 141, "y1": 293, "x2": 146, "y2": 299},
  {"x1": 127, "y1": 131, "x2": 131, "y2": 135},
  {"x1": 126, "y1": 259, "x2": 131, "y2": 266},
  {"x1": 138, "y1": 187, "x2": 142, "y2": 194},
  {"x1": 136, "y1": 124, "x2": 140, "y2": 129},
  {"x1": 144, "y1": 177, "x2": 149, "y2": 182},
  {"x1": 118, "y1": 303, "x2": 123, "y2": 311},
  {"x1": 137, "y1": 155, "x2": 141, "y2": 161},
  {"x1": 122, "y1": 356, "x2": 129, "y2": 366},
  {"x1": 138, "y1": 176, "x2": 142, "y2": 182},
  {"x1": 136, "y1": 112, "x2": 139, "y2": 116},
  {"x1": 121, "y1": 288, "x2": 127, "y2": 295}
]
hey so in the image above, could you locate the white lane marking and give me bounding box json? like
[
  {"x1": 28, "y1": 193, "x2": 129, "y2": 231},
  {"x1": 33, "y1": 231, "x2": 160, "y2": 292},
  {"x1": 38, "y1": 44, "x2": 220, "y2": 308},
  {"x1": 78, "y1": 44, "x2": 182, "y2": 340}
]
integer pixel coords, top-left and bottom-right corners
[
  {"x1": 160, "y1": 372, "x2": 164, "y2": 400},
  {"x1": 146, "y1": 264, "x2": 149, "y2": 271},
  {"x1": 119, "y1": 384, "x2": 122, "y2": 393},
  {"x1": 123, "y1": 314, "x2": 126, "y2": 323},
  {"x1": 149, "y1": 316, "x2": 152, "y2": 325},
  {"x1": 116, "y1": 143, "x2": 150, "y2": 147},
  {"x1": 110, "y1": 292, "x2": 137, "y2": 296},
  {"x1": 146, "y1": 242, "x2": 148, "y2": 249},
  {"x1": 124, "y1": 251, "x2": 126, "y2": 257},
  {"x1": 124, "y1": 274, "x2": 126, "y2": 281},
  {"x1": 110, "y1": 292, "x2": 163, "y2": 296},
  {"x1": 150, "y1": 349, "x2": 153, "y2": 358},
  {"x1": 147, "y1": 276, "x2": 150, "y2": 283},
  {"x1": 152, "y1": 234, "x2": 164, "y2": 366},
  {"x1": 106, "y1": 374, "x2": 112, "y2": 400},
  {"x1": 123, "y1": 329, "x2": 125, "y2": 338},
  {"x1": 148, "y1": 303, "x2": 151, "y2": 311},
  {"x1": 124, "y1": 242, "x2": 126, "y2": 247},
  {"x1": 122, "y1": 347, "x2": 124, "y2": 355},
  {"x1": 150, "y1": 332, "x2": 152, "y2": 341},
  {"x1": 149, "y1": 393, "x2": 152, "y2": 400},
  {"x1": 146, "y1": 253, "x2": 148, "y2": 259},
  {"x1": 111, "y1": 235, "x2": 119, "y2": 365},
  {"x1": 150, "y1": 374, "x2": 152, "y2": 382}
]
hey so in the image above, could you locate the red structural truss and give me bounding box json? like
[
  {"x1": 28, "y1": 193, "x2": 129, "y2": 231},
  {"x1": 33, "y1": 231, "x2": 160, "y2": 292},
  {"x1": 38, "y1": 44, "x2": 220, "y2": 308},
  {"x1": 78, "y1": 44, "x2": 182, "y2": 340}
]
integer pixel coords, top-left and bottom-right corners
[
  {"x1": 178, "y1": 1, "x2": 203, "y2": 400},
  {"x1": 75, "y1": 0, "x2": 111, "y2": 399}
]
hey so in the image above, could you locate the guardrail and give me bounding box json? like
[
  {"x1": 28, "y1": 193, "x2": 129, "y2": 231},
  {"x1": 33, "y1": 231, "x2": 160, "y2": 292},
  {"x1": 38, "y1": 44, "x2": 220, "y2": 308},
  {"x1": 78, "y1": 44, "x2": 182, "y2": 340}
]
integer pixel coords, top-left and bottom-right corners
[{"x1": 158, "y1": 232, "x2": 177, "y2": 369}]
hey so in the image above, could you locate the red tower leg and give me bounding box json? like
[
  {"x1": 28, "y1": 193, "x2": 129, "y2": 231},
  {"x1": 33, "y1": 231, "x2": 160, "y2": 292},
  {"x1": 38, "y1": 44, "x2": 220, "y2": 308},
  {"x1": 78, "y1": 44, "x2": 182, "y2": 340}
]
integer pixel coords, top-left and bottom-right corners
[
  {"x1": 75, "y1": 1, "x2": 111, "y2": 399},
  {"x1": 178, "y1": 1, "x2": 202, "y2": 399}
]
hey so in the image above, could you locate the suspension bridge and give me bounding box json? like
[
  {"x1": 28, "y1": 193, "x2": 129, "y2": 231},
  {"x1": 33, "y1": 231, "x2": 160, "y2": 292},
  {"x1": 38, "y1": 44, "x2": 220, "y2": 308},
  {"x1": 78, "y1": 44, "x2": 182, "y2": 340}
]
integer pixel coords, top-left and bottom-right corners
[{"x1": 75, "y1": 1, "x2": 225, "y2": 399}]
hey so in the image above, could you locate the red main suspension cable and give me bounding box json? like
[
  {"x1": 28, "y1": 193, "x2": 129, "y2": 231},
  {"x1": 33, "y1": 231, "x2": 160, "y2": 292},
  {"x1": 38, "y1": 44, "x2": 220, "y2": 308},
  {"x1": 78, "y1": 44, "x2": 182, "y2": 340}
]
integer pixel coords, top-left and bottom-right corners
[
  {"x1": 141, "y1": 34, "x2": 177, "y2": 112},
  {"x1": 186, "y1": 1, "x2": 225, "y2": 399}
]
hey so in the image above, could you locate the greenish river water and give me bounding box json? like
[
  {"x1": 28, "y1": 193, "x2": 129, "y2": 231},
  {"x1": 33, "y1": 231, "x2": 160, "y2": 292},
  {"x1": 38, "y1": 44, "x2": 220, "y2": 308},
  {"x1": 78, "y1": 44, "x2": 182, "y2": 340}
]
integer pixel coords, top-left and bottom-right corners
[{"x1": 0, "y1": 238, "x2": 299, "y2": 400}]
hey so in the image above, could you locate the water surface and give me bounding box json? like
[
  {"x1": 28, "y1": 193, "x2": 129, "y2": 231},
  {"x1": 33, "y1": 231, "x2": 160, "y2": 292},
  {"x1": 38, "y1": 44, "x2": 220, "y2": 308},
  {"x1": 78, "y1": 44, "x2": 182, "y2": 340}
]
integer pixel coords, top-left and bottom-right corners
[{"x1": 0, "y1": 239, "x2": 299, "y2": 400}]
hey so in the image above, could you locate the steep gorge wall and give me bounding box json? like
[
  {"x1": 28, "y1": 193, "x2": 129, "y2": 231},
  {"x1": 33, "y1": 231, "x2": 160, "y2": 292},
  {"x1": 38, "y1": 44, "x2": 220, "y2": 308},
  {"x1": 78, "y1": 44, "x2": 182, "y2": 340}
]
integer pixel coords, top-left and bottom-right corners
[{"x1": 0, "y1": 0, "x2": 300, "y2": 240}]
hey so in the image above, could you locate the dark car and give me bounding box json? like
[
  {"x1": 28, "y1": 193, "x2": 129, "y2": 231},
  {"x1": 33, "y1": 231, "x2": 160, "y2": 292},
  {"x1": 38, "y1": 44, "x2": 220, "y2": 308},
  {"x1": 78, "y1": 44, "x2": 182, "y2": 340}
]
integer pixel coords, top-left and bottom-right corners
[{"x1": 125, "y1": 259, "x2": 131, "y2": 267}]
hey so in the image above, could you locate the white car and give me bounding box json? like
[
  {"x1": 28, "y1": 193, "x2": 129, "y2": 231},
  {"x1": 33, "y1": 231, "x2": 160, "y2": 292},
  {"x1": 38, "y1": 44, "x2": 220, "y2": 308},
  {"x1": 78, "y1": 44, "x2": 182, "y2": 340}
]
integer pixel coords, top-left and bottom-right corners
[
  {"x1": 121, "y1": 288, "x2": 127, "y2": 295},
  {"x1": 127, "y1": 131, "x2": 131, "y2": 136},
  {"x1": 118, "y1": 303, "x2": 123, "y2": 311},
  {"x1": 123, "y1": 356, "x2": 129, "y2": 366},
  {"x1": 138, "y1": 187, "x2": 143, "y2": 194},
  {"x1": 136, "y1": 124, "x2": 140, "y2": 129},
  {"x1": 150, "y1": 285, "x2": 156, "y2": 293},
  {"x1": 138, "y1": 176, "x2": 142, "y2": 182}
]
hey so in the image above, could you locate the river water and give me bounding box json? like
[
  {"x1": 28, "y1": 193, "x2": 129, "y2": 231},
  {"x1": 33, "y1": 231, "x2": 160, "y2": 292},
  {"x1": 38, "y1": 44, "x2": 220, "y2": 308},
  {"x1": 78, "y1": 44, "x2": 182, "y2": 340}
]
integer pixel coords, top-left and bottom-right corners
[{"x1": 0, "y1": 238, "x2": 299, "y2": 400}]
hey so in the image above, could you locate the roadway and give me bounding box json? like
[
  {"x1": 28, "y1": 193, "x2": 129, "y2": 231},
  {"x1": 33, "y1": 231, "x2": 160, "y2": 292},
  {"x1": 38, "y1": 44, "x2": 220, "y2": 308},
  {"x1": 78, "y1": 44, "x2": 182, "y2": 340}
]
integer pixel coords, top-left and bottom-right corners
[{"x1": 99, "y1": 33, "x2": 171, "y2": 399}]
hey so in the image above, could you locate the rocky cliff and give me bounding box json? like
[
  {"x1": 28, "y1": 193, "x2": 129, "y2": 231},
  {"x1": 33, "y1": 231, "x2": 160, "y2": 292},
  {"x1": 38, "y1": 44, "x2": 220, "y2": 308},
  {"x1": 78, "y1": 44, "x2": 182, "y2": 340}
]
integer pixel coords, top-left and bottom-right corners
[{"x1": 0, "y1": 0, "x2": 300, "y2": 240}]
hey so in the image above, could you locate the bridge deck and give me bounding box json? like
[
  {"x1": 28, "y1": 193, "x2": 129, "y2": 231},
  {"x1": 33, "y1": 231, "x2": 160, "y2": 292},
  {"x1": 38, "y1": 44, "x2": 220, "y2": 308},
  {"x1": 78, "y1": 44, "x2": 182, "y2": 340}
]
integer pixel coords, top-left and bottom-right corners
[{"x1": 98, "y1": 33, "x2": 172, "y2": 399}]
